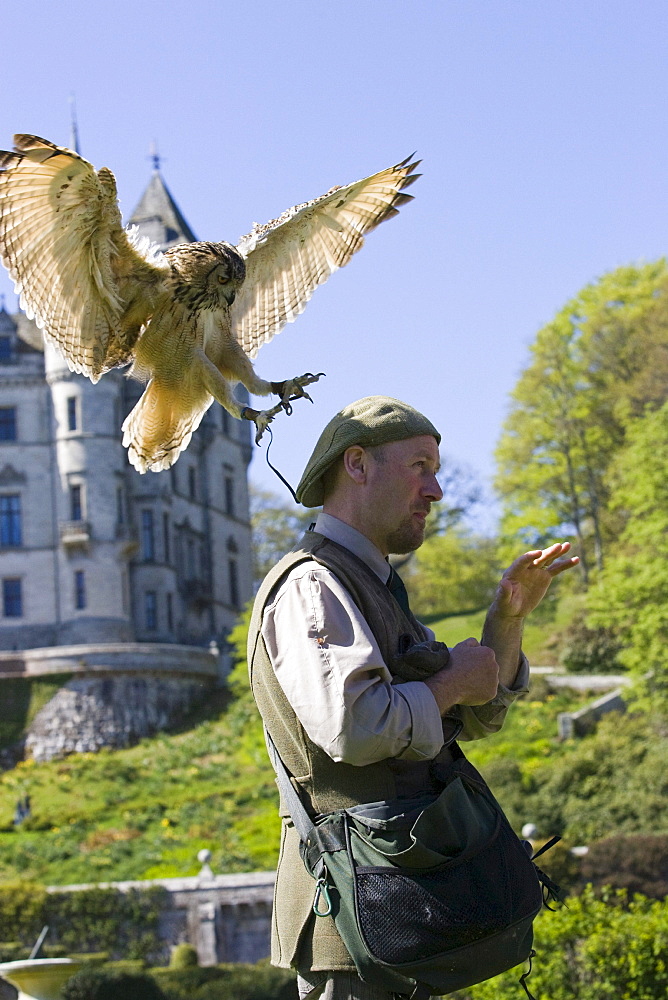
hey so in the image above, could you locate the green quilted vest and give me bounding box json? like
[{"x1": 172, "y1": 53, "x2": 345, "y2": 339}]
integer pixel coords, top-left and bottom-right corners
[{"x1": 248, "y1": 531, "x2": 454, "y2": 972}]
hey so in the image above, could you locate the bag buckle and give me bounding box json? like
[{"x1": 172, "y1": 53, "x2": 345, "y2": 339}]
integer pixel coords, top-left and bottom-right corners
[{"x1": 313, "y1": 871, "x2": 333, "y2": 917}]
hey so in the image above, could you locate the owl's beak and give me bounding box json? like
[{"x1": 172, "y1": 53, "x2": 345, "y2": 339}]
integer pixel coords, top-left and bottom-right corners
[{"x1": 225, "y1": 289, "x2": 237, "y2": 305}]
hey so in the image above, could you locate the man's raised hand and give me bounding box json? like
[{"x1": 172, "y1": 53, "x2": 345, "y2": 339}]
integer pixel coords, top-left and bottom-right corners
[{"x1": 492, "y1": 542, "x2": 579, "y2": 621}]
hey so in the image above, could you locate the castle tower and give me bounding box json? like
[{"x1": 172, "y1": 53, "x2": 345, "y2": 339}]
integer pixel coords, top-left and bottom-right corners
[
  {"x1": 44, "y1": 349, "x2": 133, "y2": 643},
  {"x1": 0, "y1": 156, "x2": 253, "y2": 654}
]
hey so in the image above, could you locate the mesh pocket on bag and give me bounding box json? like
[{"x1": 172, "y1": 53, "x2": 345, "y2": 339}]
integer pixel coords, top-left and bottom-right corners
[{"x1": 354, "y1": 823, "x2": 541, "y2": 964}]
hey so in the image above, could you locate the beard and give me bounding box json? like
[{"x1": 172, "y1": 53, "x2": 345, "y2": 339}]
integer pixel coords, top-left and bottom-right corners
[{"x1": 384, "y1": 514, "x2": 426, "y2": 555}]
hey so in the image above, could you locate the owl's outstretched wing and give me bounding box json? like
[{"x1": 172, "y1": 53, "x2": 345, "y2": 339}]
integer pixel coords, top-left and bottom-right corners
[
  {"x1": 230, "y1": 154, "x2": 420, "y2": 358},
  {"x1": 0, "y1": 134, "x2": 167, "y2": 381}
]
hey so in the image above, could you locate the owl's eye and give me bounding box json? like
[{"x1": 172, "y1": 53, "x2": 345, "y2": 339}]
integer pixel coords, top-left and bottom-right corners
[{"x1": 217, "y1": 274, "x2": 229, "y2": 284}]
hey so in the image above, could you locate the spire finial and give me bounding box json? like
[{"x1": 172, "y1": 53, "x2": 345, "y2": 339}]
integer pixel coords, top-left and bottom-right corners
[
  {"x1": 69, "y1": 94, "x2": 81, "y2": 154},
  {"x1": 149, "y1": 139, "x2": 162, "y2": 172}
]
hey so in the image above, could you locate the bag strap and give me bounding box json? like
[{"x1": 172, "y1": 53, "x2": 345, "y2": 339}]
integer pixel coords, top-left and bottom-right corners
[{"x1": 265, "y1": 729, "x2": 316, "y2": 845}]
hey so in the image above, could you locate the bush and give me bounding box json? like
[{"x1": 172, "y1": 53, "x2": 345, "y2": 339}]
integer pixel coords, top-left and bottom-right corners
[
  {"x1": 169, "y1": 943, "x2": 199, "y2": 969},
  {"x1": 523, "y1": 712, "x2": 668, "y2": 844},
  {"x1": 0, "y1": 881, "x2": 47, "y2": 945},
  {"x1": 0, "y1": 941, "x2": 25, "y2": 962},
  {"x1": 465, "y1": 887, "x2": 668, "y2": 1000},
  {"x1": 63, "y1": 968, "x2": 166, "y2": 1000},
  {"x1": 45, "y1": 886, "x2": 168, "y2": 962},
  {"x1": 580, "y1": 834, "x2": 668, "y2": 899},
  {"x1": 0, "y1": 883, "x2": 168, "y2": 964},
  {"x1": 150, "y1": 966, "x2": 223, "y2": 998},
  {"x1": 150, "y1": 963, "x2": 297, "y2": 1000},
  {"x1": 559, "y1": 618, "x2": 622, "y2": 674}
]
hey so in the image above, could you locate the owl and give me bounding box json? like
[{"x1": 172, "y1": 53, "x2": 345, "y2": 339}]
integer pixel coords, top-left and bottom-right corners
[{"x1": 0, "y1": 135, "x2": 420, "y2": 472}]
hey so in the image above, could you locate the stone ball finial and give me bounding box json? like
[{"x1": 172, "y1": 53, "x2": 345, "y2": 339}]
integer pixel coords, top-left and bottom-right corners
[
  {"x1": 197, "y1": 848, "x2": 214, "y2": 880},
  {"x1": 521, "y1": 823, "x2": 538, "y2": 840}
]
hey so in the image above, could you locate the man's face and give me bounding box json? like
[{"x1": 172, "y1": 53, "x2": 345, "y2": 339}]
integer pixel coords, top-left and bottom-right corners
[{"x1": 363, "y1": 435, "x2": 443, "y2": 555}]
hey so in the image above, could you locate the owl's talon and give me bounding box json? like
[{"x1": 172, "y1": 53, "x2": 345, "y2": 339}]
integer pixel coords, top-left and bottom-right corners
[
  {"x1": 241, "y1": 405, "x2": 280, "y2": 444},
  {"x1": 253, "y1": 412, "x2": 273, "y2": 444},
  {"x1": 271, "y1": 372, "x2": 325, "y2": 408}
]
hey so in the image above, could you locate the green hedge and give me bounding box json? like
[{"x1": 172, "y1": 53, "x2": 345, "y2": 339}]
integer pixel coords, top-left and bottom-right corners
[
  {"x1": 62, "y1": 963, "x2": 297, "y2": 1000},
  {"x1": 63, "y1": 968, "x2": 166, "y2": 1000},
  {"x1": 0, "y1": 882, "x2": 167, "y2": 962}
]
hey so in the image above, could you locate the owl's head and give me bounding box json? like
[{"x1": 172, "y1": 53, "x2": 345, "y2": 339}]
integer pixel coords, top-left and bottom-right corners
[{"x1": 165, "y1": 241, "x2": 246, "y2": 309}]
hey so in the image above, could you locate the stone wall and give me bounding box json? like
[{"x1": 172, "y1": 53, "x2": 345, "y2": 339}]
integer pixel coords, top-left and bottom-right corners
[
  {"x1": 0, "y1": 642, "x2": 223, "y2": 762},
  {"x1": 26, "y1": 674, "x2": 213, "y2": 761}
]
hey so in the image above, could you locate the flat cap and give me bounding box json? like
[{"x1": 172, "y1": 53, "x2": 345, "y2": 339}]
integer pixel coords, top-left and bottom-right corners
[{"x1": 296, "y1": 396, "x2": 441, "y2": 508}]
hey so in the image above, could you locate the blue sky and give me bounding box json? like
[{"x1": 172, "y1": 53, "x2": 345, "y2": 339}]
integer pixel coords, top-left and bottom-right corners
[{"x1": 2, "y1": 1, "x2": 667, "y2": 523}]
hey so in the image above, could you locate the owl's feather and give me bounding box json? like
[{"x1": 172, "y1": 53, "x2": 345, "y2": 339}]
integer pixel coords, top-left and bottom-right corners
[
  {"x1": 0, "y1": 135, "x2": 166, "y2": 380},
  {"x1": 0, "y1": 135, "x2": 419, "y2": 471},
  {"x1": 232, "y1": 155, "x2": 420, "y2": 358}
]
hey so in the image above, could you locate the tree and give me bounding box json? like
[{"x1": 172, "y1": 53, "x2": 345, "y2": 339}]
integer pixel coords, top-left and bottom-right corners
[
  {"x1": 249, "y1": 486, "x2": 316, "y2": 589},
  {"x1": 425, "y1": 458, "x2": 483, "y2": 538},
  {"x1": 495, "y1": 261, "x2": 668, "y2": 584},
  {"x1": 587, "y1": 401, "x2": 668, "y2": 709},
  {"x1": 406, "y1": 530, "x2": 499, "y2": 619},
  {"x1": 396, "y1": 457, "x2": 492, "y2": 618}
]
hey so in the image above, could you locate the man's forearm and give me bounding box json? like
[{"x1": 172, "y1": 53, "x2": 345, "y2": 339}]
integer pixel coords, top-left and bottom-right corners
[{"x1": 480, "y1": 606, "x2": 524, "y2": 687}]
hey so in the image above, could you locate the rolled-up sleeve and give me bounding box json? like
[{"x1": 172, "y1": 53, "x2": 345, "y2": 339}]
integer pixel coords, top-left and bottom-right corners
[{"x1": 261, "y1": 564, "x2": 445, "y2": 766}]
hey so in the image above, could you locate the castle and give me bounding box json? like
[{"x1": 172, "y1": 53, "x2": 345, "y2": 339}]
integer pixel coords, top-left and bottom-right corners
[{"x1": 0, "y1": 157, "x2": 254, "y2": 758}]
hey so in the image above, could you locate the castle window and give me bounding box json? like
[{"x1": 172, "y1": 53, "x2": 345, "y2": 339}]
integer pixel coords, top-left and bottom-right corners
[
  {"x1": 224, "y1": 474, "x2": 235, "y2": 517},
  {"x1": 228, "y1": 558, "x2": 239, "y2": 610},
  {"x1": 166, "y1": 592, "x2": 174, "y2": 631},
  {"x1": 74, "y1": 570, "x2": 86, "y2": 610},
  {"x1": 221, "y1": 409, "x2": 230, "y2": 435},
  {"x1": 0, "y1": 495, "x2": 21, "y2": 547},
  {"x1": 188, "y1": 466, "x2": 197, "y2": 500},
  {"x1": 163, "y1": 513, "x2": 171, "y2": 563},
  {"x1": 70, "y1": 484, "x2": 83, "y2": 522},
  {"x1": 141, "y1": 510, "x2": 155, "y2": 561},
  {"x1": 145, "y1": 591, "x2": 158, "y2": 630},
  {"x1": 67, "y1": 396, "x2": 78, "y2": 432},
  {"x1": 2, "y1": 578, "x2": 22, "y2": 617},
  {"x1": 0, "y1": 408, "x2": 16, "y2": 441},
  {"x1": 0, "y1": 337, "x2": 11, "y2": 362}
]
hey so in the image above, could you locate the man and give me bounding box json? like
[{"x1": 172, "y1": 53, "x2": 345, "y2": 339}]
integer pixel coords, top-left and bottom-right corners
[{"x1": 248, "y1": 396, "x2": 578, "y2": 1000}]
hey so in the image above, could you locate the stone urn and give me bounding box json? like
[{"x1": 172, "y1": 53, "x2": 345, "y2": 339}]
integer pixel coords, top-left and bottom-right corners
[{"x1": 0, "y1": 959, "x2": 82, "y2": 1000}]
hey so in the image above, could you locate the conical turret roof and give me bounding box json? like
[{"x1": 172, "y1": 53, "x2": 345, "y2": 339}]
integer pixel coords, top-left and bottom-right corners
[{"x1": 127, "y1": 169, "x2": 197, "y2": 249}]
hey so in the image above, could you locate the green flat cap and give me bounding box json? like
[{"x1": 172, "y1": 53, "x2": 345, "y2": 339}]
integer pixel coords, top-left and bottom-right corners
[{"x1": 296, "y1": 396, "x2": 441, "y2": 508}]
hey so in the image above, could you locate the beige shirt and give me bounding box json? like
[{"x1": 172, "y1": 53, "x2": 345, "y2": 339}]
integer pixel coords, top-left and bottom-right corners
[{"x1": 261, "y1": 513, "x2": 529, "y2": 768}]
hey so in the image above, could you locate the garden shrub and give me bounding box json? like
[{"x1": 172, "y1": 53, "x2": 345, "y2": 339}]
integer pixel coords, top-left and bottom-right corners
[
  {"x1": 150, "y1": 966, "x2": 224, "y2": 997},
  {"x1": 63, "y1": 968, "x2": 166, "y2": 1000},
  {"x1": 169, "y1": 942, "x2": 199, "y2": 968},
  {"x1": 463, "y1": 887, "x2": 668, "y2": 1000},
  {"x1": 150, "y1": 962, "x2": 297, "y2": 1000},
  {"x1": 580, "y1": 833, "x2": 668, "y2": 899},
  {"x1": 0, "y1": 881, "x2": 47, "y2": 945},
  {"x1": 0, "y1": 941, "x2": 24, "y2": 961},
  {"x1": 0, "y1": 883, "x2": 167, "y2": 963},
  {"x1": 559, "y1": 618, "x2": 622, "y2": 674},
  {"x1": 42, "y1": 943, "x2": 68, "y2": 958},
  {"x1": 45, "y1": 886, "x2": 168, "y2": 962}
]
